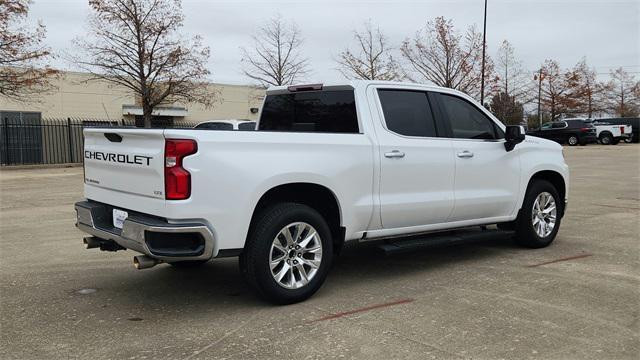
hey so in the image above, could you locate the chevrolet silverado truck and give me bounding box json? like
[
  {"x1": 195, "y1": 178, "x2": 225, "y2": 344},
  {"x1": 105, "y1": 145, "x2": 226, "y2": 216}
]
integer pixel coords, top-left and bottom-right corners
[{"x1": 75, "y1": 81, "x2": 569, "y2": 304}]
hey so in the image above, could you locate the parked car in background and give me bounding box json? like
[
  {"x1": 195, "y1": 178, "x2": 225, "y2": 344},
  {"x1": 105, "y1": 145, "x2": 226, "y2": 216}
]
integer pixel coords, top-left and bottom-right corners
[
  {"x1": 195, "y1": 119, "x2": 257, "y2": 131},
  {"x1": 594, "y1": 118, "x2": 639, "y2": 143},
  {"x1": 591, "y1": 120, "x2": 632, "y2": 145},
  {"x1": 527, "y1": 119, "x2": 597, "y2": 146}
]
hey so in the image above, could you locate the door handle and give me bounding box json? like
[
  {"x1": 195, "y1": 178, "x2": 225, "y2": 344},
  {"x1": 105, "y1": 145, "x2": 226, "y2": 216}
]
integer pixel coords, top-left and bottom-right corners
[
  {"x1": 384, "y1": 150, "x2": 405, "y2": 158},
  {"x1": 457, "y1": 150, "x2": 474, "y2": 158}
]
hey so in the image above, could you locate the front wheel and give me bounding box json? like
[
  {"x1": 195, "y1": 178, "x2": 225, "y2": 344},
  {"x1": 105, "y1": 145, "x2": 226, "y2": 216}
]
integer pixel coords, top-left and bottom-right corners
[
  {"x1": 240, "y1": 203, "x2": 333, "y2": 304},
  {"x1": 567, "y1": 135, "x2": 579, "y2": 146},
  {"x1": 514, "y1": 180, "x2": 562, "y2": 248}
]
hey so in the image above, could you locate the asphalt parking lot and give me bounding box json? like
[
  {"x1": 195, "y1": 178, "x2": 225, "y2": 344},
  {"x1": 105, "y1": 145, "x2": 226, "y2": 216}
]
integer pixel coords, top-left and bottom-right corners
[{"x1": 1, "y1": 144, "x2": 638, "y2": 359}]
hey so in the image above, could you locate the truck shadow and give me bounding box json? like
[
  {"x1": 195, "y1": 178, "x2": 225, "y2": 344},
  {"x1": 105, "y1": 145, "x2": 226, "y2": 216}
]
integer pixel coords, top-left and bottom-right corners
[{"x1": 106, "y1": 233, "x2": 520, "y2": 310}]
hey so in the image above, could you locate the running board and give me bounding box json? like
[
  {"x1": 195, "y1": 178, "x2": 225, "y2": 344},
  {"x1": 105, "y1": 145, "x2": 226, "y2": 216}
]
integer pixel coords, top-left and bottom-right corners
[{"x1": 375, "y1": 228, "x2": 514, "y2": 255}]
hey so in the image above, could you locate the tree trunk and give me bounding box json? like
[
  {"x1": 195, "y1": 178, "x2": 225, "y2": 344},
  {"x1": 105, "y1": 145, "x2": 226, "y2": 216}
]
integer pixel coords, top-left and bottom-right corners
[{"x1": 142, "y1": 103, "x2": 153, "y2": 128}]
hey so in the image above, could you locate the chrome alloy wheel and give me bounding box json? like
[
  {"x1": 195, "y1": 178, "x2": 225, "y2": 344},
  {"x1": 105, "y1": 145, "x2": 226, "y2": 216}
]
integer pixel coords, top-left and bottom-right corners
[
  {"x1": 568, "y1": 136, "x2": 578, "y2": 145},
  {"x1": 269, "y1": 222, "x2": 323, "y2": 289},
  {"x1": 531, "y1": 192, "x2": 557, "y2": 238}
]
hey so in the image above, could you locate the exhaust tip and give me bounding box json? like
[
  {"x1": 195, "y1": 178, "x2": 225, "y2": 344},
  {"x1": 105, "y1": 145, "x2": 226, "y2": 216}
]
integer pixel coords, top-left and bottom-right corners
[{"x1": 133, "y1": 255, "x2": 160, "y2": 270}]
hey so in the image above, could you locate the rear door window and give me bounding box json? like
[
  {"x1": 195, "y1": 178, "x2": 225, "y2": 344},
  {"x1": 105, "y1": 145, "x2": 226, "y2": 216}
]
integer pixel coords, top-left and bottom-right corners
[
  {"x1": 439, "y1": 94, "x2": 503, "y2": 140},
  {"x1": 259, "y1": 90, "x2": 359, "y2": 133},
  {"x1": 377, "y1": 90, "x2": 438, "y2": 137}
]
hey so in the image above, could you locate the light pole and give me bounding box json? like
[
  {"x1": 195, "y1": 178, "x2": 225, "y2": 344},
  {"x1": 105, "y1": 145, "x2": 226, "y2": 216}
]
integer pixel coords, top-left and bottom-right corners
[
  {"x1": 480, "y1": 0, "x2": 488, "y2": 106},
  {"x1": 534, "y1": 68, "x2": 544, "y2": 129}
]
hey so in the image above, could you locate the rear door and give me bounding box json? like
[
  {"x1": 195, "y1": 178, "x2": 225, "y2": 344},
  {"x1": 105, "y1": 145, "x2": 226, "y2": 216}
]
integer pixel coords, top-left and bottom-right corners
[
  {"x1": 83, "y1": 128, "x2": 166, "y2": 200},
  {"x1": 433, "y1": 92, "x2": 520, "y2": 222},
  {"x1": 374, "y1": 88, "x2": 455, "y2": 228}
]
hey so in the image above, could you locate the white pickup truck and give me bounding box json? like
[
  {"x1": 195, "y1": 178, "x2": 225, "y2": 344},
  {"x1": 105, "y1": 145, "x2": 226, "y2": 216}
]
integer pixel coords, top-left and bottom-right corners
[
  {"x1": 591, "y1": 120, "x2": 632, "y2": 145},
  {"x1": 75, "y1": 81, "x2": 569, "y2": 304}
]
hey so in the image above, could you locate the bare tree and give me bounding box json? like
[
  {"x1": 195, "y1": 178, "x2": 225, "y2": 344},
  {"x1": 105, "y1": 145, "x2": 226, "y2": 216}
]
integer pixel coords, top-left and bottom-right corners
[
  {"x1": 74, "y1": 0, "x2": 214, "y2": 128},
  {"x1": 490, "y1": 91, "x2": 524, "y2": 125},
  {"x1": 603, "y1": 67, "x2": 639, "y2": 117},
  {"x1": 241, "y1": 15, "x2": 309, "y2": 87},
  {"x1": 494, "y1": 40, "x2": 533, "y2": 103},
  {"x1": 400, "y1": 16, "x2": 494, "y2": 101},
  {"x1": 564, "y1": 58, "x2": 607, "y2": 118},
  {"x1": 335, "y1": 21, "x2": 402, "y2": 81},
  {"x1": 539, "y1": 59, "x2": 572, "y2": 121},
  {"x1": 0, "y1": 0, "x2": 57, "y2": 102}
]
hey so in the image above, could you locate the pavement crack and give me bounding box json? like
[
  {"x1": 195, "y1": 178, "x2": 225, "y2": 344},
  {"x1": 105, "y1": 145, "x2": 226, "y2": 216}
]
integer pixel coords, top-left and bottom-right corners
[
  {"x1": 182, "y1": 310, "x2": 261, "y2": 360},
  {"x1": 310, "y1": 302, "x2": 466, "y2": 359}
]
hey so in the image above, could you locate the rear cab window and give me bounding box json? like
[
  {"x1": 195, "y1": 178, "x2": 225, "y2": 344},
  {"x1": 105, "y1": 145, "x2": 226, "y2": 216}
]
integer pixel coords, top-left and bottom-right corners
[{"x1": 258, "y1": 90, "x2": 359, "y2": 133}]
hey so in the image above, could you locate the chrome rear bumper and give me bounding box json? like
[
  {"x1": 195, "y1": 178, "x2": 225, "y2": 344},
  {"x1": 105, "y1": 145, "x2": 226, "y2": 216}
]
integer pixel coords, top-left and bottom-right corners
[{"x1": 75, "y1": 201, "x2": 215, "y2": 261}]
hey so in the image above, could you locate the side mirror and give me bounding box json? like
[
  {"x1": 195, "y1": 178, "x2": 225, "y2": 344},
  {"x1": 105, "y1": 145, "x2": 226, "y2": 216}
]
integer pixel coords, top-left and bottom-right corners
[{"x1": 504, "y1": 125, "x2": 525, "y2": 151}]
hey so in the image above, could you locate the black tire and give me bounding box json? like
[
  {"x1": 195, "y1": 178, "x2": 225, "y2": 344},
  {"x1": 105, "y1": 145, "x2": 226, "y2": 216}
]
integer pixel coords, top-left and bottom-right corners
[
  {"x1": 624, "y1": 137, "x2": 632, "y2": 143},
  {"x1": 599, "y1": 132, "x2": 613, "y2": 145},
  {"x1": 514, "y1": 180, "x2": 562, "y2": 248},
  {"x1": 567, "y1": 135, "x2": 579, "y2": 146},
  {"x1": 168, "y1": 260, "x2": 208, "y2": 268},
  {"x1": 240, "y1": 202, "x2": 333, "y2": 305}
]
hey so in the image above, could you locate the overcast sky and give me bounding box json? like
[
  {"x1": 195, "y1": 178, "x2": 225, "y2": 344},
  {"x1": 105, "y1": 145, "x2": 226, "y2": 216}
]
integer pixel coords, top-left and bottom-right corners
[{"x1": 28, "y1": 0, "x2": 640, "y2": 85}]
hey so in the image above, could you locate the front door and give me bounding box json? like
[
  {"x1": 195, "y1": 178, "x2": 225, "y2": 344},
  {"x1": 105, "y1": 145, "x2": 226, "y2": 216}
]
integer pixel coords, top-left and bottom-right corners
[{"x1": 435, "y1": 93, "x2": 521, "y2": 222}]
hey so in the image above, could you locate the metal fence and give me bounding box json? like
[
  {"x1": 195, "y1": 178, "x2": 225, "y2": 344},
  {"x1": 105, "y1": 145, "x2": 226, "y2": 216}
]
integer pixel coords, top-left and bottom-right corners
[{"x1": 0, "y1": 117, "x2": 198, "y2": 166}]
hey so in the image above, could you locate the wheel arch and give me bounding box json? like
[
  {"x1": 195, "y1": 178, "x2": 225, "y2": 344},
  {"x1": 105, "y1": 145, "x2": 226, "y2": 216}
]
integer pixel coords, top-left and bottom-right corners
[
  {"x1": 525, "y1": 170, "x2": 567, "y2": 218},
  {"x1": 598, "y1": 131, "x2": 613, "y2": 140},
  {"x1": 248, "y1": 182, "x2": 345, "y2": 253}
]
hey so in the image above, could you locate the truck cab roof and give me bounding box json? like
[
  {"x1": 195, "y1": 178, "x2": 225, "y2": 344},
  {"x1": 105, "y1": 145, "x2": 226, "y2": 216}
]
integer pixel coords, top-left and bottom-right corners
[{"x1": 266, "y1": 80, "x2": 471, "y2": 98}]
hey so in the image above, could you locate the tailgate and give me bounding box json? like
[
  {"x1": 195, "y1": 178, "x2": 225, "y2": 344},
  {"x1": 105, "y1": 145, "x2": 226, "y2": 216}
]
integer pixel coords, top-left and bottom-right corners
[{"x1": 83, "y1": 128, "x2": 166, "y2": 200}]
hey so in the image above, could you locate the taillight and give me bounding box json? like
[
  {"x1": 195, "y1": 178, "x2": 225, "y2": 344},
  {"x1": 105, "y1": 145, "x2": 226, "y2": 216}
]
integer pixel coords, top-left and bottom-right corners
[
  {"x1": 164, "y1": 139, "x2": 197, "y2": 200},
  {"x1": 580, "y1": 127, "x2": 590, "y2": 132},
  {"x1": 621, "y1": 126, "x2": 625, "y2": 134}
]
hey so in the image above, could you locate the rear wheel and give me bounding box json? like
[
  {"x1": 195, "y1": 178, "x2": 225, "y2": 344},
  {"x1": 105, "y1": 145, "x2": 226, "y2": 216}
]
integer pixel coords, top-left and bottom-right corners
[
  {"x1": 240, "y1": 203, "x2": 333, "y2": 304},
  {"x1": 514, "y1": 180, "x2": 562, "y2": 248},
  {"x1": 599, "y1": 132, "x2": 613, "y2": 145},
  {"x1": 624, "y1": 137, "x2": 632, "y2": 143},
  {"x1": 567, "y1": 135, "x2": 579, "y2": 146}
]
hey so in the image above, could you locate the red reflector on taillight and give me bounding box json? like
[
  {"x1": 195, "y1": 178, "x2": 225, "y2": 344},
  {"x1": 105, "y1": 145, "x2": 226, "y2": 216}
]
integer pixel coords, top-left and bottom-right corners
[{"x1": 164, "y1": 139, "x2": 197, "y2": 200}]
